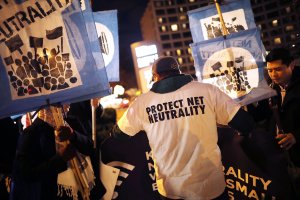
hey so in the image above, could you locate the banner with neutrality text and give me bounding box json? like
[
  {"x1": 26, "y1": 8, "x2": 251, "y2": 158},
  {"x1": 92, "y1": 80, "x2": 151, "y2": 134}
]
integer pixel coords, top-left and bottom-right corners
[
  {"x1": 190, "y1": 28, "x2": 276, "y2": 105},
  {"x1": 100, "y1": 129, "x2": 293, "y2": 199},
  {"x1": 218, "y1": 127, "x2": 293, "y2": 199},
  {"x1": 0, "y1": 0, "x2": 110, "y2": 118}
]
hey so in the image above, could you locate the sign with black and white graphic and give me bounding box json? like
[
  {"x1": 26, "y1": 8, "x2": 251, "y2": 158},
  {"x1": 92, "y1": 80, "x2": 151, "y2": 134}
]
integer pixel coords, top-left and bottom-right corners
[
  {"x1": 0, "y1": 1, "x2": 81, "y2": 99},
  {"x1": 94, "y1": 10, "x2": 120, "y2": 82},
  {"x1": 0, "y1": 0, "x2": 110, "y2": 118},
  {"x1": 200, "y1": 9, "x2": 247, "y2": 40},
  {"x1": 191, "y1": 28, "x2": 276, "y2": 105},
  {"x1": 188, "y1": 0, "x2": 256, "y2": 43}
]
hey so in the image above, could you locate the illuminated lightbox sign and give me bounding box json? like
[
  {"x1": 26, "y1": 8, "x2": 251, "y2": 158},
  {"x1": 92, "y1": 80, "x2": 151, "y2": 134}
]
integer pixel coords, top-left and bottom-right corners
[{"x1": 135, "y1": 45, "x2": 158, "y2": 68}]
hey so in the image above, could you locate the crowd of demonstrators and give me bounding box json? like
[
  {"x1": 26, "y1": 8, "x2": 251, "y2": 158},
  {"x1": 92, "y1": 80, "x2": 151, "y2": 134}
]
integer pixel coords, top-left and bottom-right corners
[
  {"x1": 9, "y1": 105, "x2": 96, "y2": 200},
  {"x1": 112, "y1": 56, "x2": 256, "y2": 200},
  {"x1": 0, "y1": 117, "x2": 20, "y2": 200},
  {"x1": 3, "y1": 48, "x2": 298, "y2": 199}
]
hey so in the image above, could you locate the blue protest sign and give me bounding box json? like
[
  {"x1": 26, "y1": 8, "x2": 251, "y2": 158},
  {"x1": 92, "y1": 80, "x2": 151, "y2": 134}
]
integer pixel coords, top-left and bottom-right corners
[
  {"x1": 188, "y1": 0, "x2": 256, "y2": 43},
  {"x1": 80, "y1": 0, "x2": 114, "y2": 82},
  {"x1": 190, "y1": 28, "x2": 276, "y2": 105},
  {"x1": 93, "y1": 10, "x2": 120, "y2": 82},
  {"x1": 0, "y1": 0, "x2": 110, "y2": 118}
]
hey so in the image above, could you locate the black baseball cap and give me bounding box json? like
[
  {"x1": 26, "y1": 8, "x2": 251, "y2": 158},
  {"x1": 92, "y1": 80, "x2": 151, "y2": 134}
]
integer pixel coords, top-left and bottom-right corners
[{"x1": 152, "y1": 56, "x2": 181, "y2": 74}]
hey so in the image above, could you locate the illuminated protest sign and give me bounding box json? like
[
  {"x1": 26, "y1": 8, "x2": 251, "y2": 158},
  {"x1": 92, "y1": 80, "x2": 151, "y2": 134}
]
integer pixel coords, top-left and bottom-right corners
[
  {"x1": 190, "y1": 28, "x2": 276, "y2": 105},
  {"x1": 188, "y1": 0, "x2": 256, "y2": 43},
  {"x1": 0, "y1": 0, "x2": 110, "y2": 118}
]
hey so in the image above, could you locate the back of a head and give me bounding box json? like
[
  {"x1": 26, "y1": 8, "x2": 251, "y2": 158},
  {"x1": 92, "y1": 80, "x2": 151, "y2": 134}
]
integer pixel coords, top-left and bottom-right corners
[
  {"x1": 266, "y1": 47, "x2": 293, "y2": 66},
  {"x1": 152, "y1": 56, "x2": 181, "y2": 78},
  {"x1": 98, "y1": 107, "x2": 117, "y2": 124}
]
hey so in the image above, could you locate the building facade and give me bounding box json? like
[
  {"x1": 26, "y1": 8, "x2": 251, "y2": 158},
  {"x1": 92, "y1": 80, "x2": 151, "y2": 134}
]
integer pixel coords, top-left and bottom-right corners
[
  {"x1": 252, "y1": 0, "x2": 300, "y2": 59},
  {"x1": 140, "y1": 0, "x2": 300, "y2": 77}
]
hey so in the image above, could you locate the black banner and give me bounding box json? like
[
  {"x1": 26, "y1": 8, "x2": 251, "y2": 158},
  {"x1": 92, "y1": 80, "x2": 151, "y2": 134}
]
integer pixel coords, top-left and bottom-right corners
[
  {"x1": 101, "y1": 131, "x2": 161, "y2": 200},
  {"x1": 101, "y1": 128, "x2": 293, "y2": 199},
  {"x1": 218, "y1": 127, "x2": 293, "y2": 199}
]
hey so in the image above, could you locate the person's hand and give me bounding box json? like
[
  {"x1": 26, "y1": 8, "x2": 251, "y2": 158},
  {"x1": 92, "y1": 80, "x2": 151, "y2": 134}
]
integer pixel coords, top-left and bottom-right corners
[
  {"x1": 276, "y1": 133, "x2": 296, "y2": 150},
  {"x1": 91, "y1": 98, "x2": 99, "y2": 107},
  {"x1": 56, "y1": 143, "x2": 76, "y2": 162},
  {"x1": 55, "y1": 126, "x2": 74, "y2": 142}
]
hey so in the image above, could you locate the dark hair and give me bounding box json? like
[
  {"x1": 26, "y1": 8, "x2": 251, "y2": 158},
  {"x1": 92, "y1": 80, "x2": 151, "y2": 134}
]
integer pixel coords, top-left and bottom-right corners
[
  {"x1": 266, "y1": 47, "x2": 293, "y2": 66},
  {"x1": 152, "y1": 56, "x2": 181, "y2": 75}
]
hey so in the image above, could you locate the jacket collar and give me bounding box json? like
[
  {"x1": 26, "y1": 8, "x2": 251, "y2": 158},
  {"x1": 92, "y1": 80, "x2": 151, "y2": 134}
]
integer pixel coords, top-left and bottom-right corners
[{"x1": 150, "y1": 74, "x2": 193, "y2": 94}]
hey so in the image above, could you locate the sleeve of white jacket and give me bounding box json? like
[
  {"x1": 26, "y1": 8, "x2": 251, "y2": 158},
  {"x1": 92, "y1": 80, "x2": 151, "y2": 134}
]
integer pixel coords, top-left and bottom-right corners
[
  {"x1": 212, "y1": 85, "x2": 241, "y2": 125},
  {"x1": 117, "y1": 100, "x2": 142, "y2": 136},
  {"x1": 212, "y1": 85, "x2": 256, "y2": 135}
]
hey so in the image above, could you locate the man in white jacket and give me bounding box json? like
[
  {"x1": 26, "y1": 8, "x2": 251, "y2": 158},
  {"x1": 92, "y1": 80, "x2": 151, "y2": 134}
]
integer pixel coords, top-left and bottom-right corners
[{"x1": 114, "y1": 56, "x2": 255, "y2": 200}]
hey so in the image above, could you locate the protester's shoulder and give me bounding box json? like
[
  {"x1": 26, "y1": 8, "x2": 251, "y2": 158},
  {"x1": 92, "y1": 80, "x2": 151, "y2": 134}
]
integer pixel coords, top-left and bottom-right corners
[
  {"x1": 135, "y1": 90, "x2": 155, "y2": 100},
  {"x1": 187, "y1": 80, "x2": 219, "y2": 90}
]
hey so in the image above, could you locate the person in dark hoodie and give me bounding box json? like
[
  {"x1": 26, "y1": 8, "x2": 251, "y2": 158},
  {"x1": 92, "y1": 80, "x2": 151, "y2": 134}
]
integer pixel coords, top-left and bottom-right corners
[{"x1": 112, "y1": 56, "x2": 256, "y2": 200}]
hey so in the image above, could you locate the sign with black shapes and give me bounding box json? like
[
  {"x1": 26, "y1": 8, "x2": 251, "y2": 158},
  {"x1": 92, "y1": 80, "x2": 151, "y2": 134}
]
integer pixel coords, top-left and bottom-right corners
[
  {"x1": 190, "y1": 28, "x2": 276, "y2": 106},
  {"x1": 93, "y1": 9, "x2": 120, "y2": 82},
  {"x1": 188, "y1": 0, "x2": 256, "y2": 43},
  {"x1": 5, "y1": 35, "x2": 24, "y2": 55},
  {"x1": 0, "y1": 0, "x2": 110, "y2": 119}
]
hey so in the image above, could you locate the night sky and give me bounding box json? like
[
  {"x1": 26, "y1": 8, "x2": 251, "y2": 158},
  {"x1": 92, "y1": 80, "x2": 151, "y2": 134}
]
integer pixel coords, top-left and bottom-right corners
[{"x1": 93, "y1": 0, "x2": 149, "y2": 89}]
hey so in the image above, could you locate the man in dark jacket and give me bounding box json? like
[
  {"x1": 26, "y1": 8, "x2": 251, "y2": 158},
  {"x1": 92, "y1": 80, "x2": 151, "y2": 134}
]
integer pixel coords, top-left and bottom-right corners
[
  {"x1": 266, "y1": 48, "x2": 300, "y2": 199},
  {"x1": 266, "y1": 48, "x2": 300, "y2": 166}
]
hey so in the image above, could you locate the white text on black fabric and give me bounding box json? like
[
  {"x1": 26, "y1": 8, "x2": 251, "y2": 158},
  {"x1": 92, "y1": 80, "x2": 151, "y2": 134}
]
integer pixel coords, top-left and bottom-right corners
[{"x1": 146, "y1": 96, "x2": 205, "y2": 124}]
